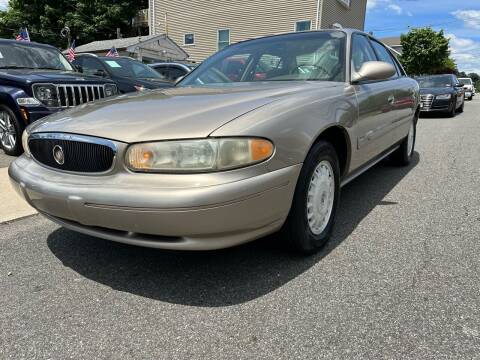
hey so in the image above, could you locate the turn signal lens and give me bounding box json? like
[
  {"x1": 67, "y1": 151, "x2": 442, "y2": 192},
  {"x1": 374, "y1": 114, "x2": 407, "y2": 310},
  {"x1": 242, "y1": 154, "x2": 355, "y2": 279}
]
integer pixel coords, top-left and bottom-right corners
[
  {"x1": 126, "y1": 138, "x2": 274, "y2": 173},
  {"x1": 251, "y1": 139, "x2": 274, "y2": 161}
]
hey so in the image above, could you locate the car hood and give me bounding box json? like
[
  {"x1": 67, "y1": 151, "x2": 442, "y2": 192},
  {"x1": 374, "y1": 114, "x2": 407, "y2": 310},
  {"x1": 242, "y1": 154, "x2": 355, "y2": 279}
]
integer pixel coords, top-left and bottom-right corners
[
  {"x1": 419, "y1": 87, "x2": 454, "y2": 95},
  {"x1": 29, "y1": 81, "x2": 339, "y2": 143},
  {"x1": 0, "y1": 69, "x2": 113, "y2": 85}
]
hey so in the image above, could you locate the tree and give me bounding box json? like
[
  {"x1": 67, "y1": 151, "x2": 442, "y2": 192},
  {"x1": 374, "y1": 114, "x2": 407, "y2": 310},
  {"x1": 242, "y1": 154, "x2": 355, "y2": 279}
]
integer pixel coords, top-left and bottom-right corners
[
  {"x1": 0, "y1": 0, "x2": 148, "y2": 49},
  {"x1": 400, "y1": 27, "x2": 454, "y2": 76}
]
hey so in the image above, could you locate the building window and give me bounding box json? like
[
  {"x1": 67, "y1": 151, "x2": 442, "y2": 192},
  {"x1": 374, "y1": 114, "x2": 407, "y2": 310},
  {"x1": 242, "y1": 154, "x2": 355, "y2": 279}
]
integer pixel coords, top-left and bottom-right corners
[
  {"x1": 295, "y1": 20, "x2": 312, "y2": 32},
  {"x1": 337, "y1": 0, "x2": 351, "y2": 7},
  {"x1": 184, "y1": 33, "x2": 195, "y2": 46},
  {"x1": 218, "y1": 29, "x2": 230, "y2": 50}
]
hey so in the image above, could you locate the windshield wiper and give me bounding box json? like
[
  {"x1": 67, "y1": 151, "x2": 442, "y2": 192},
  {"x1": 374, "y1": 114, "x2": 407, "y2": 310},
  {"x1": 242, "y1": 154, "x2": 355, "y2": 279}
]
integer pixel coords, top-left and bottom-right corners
[
  {"x1": 0, "y1": 66, "x2": 35, "y2": 69},
  {"x1": 34, "y1": 67, "x2": 71, "y2": 71}
]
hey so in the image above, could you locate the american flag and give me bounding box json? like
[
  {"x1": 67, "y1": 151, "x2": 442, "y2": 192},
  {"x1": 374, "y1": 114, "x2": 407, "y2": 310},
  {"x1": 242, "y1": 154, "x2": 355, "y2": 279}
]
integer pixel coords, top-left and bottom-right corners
[
  {"x1": 67, "y1": 40, "x2": 76, "y2": 62},
  {"x1": 106, "y1": 46, "x2": 119, "y2": 57},
  {"x1": 15, "y1": 27, "x2": 30, "y2": 42}
]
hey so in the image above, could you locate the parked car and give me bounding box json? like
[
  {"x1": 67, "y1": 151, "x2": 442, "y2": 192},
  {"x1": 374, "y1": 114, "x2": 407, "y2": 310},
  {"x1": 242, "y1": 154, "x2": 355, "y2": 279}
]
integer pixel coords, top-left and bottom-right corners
[
  {"x1": 415, "y1": 74, "x2": 465, "y2": 117},
  {"x1": 149, "y1": 62, "x2": 192, "y2": 83},
  {"x1": 73, "y1": 54, "x2": 173, "y2": 93},
  {"x1": 10, "y1": 29, "x2": 420, "y2": 254},
  {"x1": 458, "y1": 77, "x2": 475, "y2": 100},
  {"x1": 0, "y1": 39, "x2": 118, "y2": 156}
]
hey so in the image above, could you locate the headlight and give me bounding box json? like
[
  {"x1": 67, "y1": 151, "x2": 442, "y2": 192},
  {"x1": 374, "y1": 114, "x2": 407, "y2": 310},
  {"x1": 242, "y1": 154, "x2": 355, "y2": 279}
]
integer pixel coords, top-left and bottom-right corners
[
  {"x1": 16, "y1": 97, "x2": 41, "y2": 106},
  {"x1": 126, "y1": 138, "x2": 274, "y2": 173},
  {"x1": 436, "y1": 94, "x2": 451, "y2": 100},
  {"x1": 22, "y1": 130, "x2": 31, "y2": 157},
  {"x1": 104, "y1": 84, "x2": 117, "y2": 97},
  {"x1": 33, "y1": 84, "x2": 58, "y2": 107}
]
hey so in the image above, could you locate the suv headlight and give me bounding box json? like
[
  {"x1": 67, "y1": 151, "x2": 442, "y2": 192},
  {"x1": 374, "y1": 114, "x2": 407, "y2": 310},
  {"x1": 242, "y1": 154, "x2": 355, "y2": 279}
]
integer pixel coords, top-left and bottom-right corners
[
  {"x1": 436, "y1": 94, "x2": 451, "y2": 100},
  {"x1": 104, "y1": 84, "x2": 117, "y2": 97},
  {"x1": 33, "y1": 84, "x2": 58, "y2": 107},
  {"x1": 126, "y1": 138, "x2": 274, "y2": 173}
]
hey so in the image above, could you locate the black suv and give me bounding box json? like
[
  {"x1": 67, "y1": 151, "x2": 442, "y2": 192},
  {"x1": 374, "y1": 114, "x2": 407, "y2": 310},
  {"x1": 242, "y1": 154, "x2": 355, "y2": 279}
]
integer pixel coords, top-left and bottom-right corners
[
  {"x1": 73, "y1": 54, "x2": 173, "y2": 94},
  {"x1": 0, "y1": 39, "x2": 118, "y2": 155},
  {"x1": 416, "y1": 74, "x2": 465, "y2": 117}
]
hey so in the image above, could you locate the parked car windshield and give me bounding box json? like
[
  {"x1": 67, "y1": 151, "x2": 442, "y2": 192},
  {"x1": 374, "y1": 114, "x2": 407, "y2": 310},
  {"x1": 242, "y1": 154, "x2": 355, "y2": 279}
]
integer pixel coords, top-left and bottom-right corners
[
  {"x1": 0, "y1": 43, "x2": 73, "y2": 71},
  {"x1": 101, "y1": 58, "x2": 162, "y2": 79},
  {"x1": 458, "y1": 78, "x2": 472, "y2": 85},
  {"x1": 180, "y1": 31, "x2": 346, "y2": 85},
  {"x1": 416, "y1": 75, "x2": 453, "y2": 88}
]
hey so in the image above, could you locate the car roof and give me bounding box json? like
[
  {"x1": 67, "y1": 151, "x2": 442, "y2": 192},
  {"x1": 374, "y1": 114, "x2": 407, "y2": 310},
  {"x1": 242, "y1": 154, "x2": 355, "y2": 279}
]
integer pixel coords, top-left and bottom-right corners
[{"x1": 0, "y1": 38, "x2": 58, "y2": 50}]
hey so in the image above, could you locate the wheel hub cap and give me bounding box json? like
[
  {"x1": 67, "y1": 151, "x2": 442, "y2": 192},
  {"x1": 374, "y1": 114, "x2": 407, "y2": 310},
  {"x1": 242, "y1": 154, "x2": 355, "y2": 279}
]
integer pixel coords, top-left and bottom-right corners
[
  {"x1": 0, "y1": 111, "x2": 16, "y2": 151},
  {"x1": 307, "y1": 160, "x2": 335, "y2": 235},
  {"x1": 407, "y1": 122, "x2": 414, "y2": 157}
]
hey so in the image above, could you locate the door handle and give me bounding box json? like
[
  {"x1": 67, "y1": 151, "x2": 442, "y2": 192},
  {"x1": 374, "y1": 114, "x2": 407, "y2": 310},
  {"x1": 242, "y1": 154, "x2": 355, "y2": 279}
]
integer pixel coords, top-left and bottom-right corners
[{"x1": 388, "y1": 95, "x2": 395, "y2": 105}]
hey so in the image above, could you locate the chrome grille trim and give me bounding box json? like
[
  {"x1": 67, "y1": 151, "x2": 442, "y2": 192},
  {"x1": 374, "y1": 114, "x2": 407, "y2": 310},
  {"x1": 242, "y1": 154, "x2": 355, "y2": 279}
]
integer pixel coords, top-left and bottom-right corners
[
  {"x1": 420, "y1": 94, "x2": 434, "y2": 109},
  {"x1": 28, "y1": 132, "x2": 117, "y2": 174},
  {"x1": 32, "y1": 83, "x2": 111, "y2": 108}
]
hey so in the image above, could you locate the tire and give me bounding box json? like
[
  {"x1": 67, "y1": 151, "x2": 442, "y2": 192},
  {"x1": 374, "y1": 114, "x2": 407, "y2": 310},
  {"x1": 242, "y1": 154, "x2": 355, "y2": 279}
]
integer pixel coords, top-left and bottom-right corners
[
  {"x1": 0, "y1": 105, "x2": 24, "y2": 156},
  {"x1": 282, "y1": 141, "x2": 340, "y2": 254},
  {"x1": 447, "y1": 99, "x2": 456, "y2": 118},
  {"x1": 458, "y1": 100, "x2": 464, "y2": 113},
  {"x1": 392, "y1": 114, "x2": 417, "y2": 166}
]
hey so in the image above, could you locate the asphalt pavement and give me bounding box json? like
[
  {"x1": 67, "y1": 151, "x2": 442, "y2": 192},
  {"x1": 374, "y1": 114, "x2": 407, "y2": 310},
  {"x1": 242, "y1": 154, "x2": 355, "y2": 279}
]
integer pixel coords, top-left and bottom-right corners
[{"x1": 1, "y1": 99, "x2": 479, "y2": 359}]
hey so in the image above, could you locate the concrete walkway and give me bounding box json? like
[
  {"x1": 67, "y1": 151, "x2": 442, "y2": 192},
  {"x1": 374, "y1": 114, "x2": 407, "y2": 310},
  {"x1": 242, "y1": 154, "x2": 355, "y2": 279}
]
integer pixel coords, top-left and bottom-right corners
[{"x1": 0, "y1": 167, "x2": 37, "y2": 223}]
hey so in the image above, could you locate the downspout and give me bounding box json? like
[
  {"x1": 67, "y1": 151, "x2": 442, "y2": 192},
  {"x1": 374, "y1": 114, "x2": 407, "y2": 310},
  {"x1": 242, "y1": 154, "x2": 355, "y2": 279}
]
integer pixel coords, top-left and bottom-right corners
[{"x1": 316, "y1": 0, "x2": 321, "y2": 29}]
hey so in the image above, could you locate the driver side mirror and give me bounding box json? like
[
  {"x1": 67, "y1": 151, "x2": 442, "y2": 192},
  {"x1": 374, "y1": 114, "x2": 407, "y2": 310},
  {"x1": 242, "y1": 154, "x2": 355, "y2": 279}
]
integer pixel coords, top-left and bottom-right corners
[
  {"x1": 456, "y1": 83, "x2": 464, "y2": 88},
  {"x1": 352, "y1": 61, "x2": 396, "y2": 83}
]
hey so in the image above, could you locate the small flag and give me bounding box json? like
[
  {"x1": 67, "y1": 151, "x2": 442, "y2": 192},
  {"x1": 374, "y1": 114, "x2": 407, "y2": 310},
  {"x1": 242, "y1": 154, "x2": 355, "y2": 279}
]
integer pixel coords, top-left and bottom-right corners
[
  {"x1": 15, "y1": 27, "x2": 30, "y2": 42},
  {"x1": 67, "y1": 40, "x2": 76, "y2": 62},
  {"x1": 106, "y1": 46, "x2": 119, "y2": 57}
]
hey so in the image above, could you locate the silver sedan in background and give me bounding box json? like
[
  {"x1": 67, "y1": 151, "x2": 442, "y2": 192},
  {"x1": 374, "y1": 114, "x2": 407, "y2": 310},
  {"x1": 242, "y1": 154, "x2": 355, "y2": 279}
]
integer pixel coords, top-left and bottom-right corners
[{"x1": 9, "y1": 29, "x2": 419, "y2": 254}]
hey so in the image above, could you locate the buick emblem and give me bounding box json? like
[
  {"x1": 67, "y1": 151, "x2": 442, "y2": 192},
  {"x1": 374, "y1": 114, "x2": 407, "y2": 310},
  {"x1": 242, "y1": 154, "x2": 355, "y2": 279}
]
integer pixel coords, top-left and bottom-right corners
[{"x1": 52, "y1": 145, "x2": 65, "y2": 165}]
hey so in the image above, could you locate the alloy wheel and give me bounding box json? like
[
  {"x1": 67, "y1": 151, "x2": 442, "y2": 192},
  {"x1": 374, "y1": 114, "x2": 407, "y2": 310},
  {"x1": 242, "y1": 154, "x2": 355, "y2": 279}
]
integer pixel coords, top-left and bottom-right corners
[{"x1": 0, "y1": 110, "x2": 17, "y2": 151}]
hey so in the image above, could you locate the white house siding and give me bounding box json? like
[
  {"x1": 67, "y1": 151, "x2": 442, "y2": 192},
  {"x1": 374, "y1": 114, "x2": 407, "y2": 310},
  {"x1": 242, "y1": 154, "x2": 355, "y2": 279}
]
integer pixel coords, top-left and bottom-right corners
[{"x1": 151, "y1": 0, "x2": 367, "y2": 63}]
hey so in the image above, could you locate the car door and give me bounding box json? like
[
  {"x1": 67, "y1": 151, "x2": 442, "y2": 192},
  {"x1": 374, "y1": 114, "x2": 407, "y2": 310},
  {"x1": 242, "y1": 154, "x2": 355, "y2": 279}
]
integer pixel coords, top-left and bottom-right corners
[
  {"x1": 350, "y1": 33, "x2": 398, "y2": 168},
  {"x1": 369, "y1": 38, "x2": 416, "y2": 146}
]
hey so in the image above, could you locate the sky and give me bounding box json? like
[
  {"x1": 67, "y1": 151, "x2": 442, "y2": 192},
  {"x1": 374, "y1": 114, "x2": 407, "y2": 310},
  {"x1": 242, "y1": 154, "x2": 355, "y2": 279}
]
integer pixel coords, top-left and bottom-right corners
[
  {"x1": 366, "y1": 0, "x2": 480, "y2": 74},
  {"x1": 1, "y1": 0, "x2": 479, "y2": 73}
]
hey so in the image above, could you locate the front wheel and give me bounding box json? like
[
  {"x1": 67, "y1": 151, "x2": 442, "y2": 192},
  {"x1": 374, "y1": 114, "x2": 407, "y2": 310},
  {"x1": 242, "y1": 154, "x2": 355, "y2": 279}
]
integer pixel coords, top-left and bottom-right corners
[
  {"x1": 392, "y1": 117, "x2": 416, "y2": 166},
  {"x1": 458, "y1": 100, "x2": 464, "y2": 113},
  {"x1": 447, "y1": 98, "x2": 456, "y2": 118},
  {"x1": 0, "y1": 106, "x2": 23, "y2": 156},
  {"x1": 282, "y1": 141, "x2": 340, "y2": 254}
]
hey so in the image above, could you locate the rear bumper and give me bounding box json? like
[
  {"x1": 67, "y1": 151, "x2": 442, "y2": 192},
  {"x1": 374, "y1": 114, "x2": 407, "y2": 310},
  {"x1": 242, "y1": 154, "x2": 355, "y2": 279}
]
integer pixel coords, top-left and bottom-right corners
[{"x1": 9, "y1": 156, "x2": 301, "y2": 250}]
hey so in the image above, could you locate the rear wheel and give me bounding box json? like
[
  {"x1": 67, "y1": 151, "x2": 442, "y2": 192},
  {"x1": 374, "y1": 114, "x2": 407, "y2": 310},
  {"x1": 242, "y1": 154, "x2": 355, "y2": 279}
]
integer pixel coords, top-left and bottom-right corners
[
  {"x1": 0, "y1": 106, "x2": 23, "y2": 156},
  {"x1": 282, "y1": 141, "x2": 340, "y2": 254}
]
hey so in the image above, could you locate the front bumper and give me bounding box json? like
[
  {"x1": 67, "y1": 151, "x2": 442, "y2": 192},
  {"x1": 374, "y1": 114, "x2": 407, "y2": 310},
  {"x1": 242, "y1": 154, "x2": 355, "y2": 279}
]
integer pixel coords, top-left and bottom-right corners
[{"x1": 9, "y1": 156, "x2": 301, "y2": 250}]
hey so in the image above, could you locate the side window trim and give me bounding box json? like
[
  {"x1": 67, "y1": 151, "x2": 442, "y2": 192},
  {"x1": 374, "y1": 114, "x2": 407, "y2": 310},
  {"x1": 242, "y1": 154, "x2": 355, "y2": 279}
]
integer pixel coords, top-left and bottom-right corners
[
  {"x1": 368, "y1": 38, "x2": 400, "y2": 79},
  {"x1": 350, "y1": 33, "x2": 378, "y2": 83}
]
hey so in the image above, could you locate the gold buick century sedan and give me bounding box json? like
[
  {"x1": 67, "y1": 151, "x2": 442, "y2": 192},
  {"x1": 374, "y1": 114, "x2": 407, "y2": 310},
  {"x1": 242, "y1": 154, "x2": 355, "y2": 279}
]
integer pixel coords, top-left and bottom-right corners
[{"x1": 9, "y1": 29, "x2": 420, "y2": 254}]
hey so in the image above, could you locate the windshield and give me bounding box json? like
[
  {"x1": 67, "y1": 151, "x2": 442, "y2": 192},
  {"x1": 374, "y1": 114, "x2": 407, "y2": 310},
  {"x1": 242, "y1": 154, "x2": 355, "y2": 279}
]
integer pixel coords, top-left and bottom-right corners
[
  {"x1": 0, "y1": 43, "x2": 73, "y2": 71},
  {"x1": 459, "y1": 78, "x2": 472, "y2": 85},
  {"x1": 415, "y1": 75, "x2": 453, "y2": 88},
  {"x1": 102, "y1": 58, "x2": 162, "y2": 79},
  {"x1": 180, "y1": 31, "x2": 346, "y2": 86}
]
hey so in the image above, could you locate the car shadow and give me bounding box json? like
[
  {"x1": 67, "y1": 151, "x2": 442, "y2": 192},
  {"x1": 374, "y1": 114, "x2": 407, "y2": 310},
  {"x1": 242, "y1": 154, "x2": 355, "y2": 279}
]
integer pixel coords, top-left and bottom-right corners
[{"x1": 47, "y1": 152, "x2": 420, "y2": 307}]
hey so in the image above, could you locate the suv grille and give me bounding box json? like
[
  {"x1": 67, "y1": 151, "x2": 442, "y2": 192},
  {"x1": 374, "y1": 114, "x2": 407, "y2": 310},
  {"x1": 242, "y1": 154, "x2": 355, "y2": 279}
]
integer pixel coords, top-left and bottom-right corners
[
  {"x1": 57, "y1": 85, "x2": 106, "y2": 108},
  {"x1": 28, "y1": 134, "x2": 116, "y2": 173},
  {"x1": 420, "y1": 94, "x2": 434, "y2": 109}
]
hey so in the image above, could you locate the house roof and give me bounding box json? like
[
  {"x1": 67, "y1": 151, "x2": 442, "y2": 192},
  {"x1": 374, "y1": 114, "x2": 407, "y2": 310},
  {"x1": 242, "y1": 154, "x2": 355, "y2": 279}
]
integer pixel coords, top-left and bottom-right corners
[
  {"x1": 71, "y1": 34, "x2": 189, "y2": 61},
  {"x1": 380, "y1": 36, "x2": 401, "y2": 47},
  {"x1": 74, "y1": 35, "x2": 158, "y2": 52}
]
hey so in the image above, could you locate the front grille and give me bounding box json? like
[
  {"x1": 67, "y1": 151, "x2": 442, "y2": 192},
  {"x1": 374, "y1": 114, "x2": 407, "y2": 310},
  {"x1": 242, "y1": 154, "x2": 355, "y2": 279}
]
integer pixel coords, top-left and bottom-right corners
[
  {"x1": 56, "y1": 85, "x2": 106, "y2": 108},
  {"x1": 28, "y1": 134, "x2": 116, "y2": 173},
  {"x1": 420, "y1": 94, "x2": 434, "y2": 109}
]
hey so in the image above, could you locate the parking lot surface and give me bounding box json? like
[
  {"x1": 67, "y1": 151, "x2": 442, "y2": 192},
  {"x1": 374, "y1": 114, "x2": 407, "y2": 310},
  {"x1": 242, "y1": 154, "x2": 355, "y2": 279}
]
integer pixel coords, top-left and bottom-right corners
[{"x1": 1, "y1": 100, "x2": 479, "y2": 359}]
